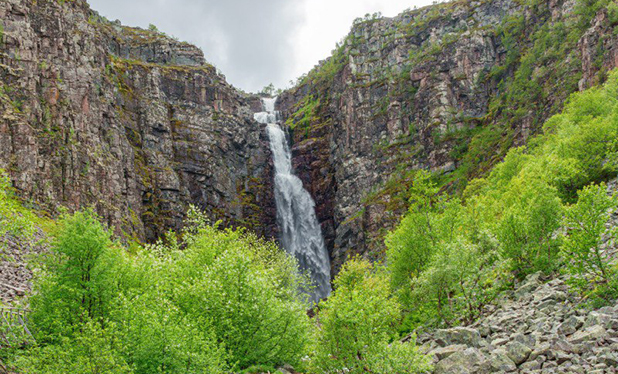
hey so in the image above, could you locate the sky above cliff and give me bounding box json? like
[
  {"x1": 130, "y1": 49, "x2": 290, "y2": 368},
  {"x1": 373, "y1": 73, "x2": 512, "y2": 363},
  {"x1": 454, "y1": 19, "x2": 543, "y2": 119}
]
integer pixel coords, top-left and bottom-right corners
[{"x1": 88, "y1": 0, "x2": 439, "y2": 93}]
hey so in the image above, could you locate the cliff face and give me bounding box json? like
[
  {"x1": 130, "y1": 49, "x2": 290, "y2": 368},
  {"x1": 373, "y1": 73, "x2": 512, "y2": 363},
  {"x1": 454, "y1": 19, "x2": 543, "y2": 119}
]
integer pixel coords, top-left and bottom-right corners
[
  {"x1": 280, "y1": 0, "x2": 618, "y2": 274},
  {"x1": 0, "y1": 0, "x2": 277, "y2": 241}
]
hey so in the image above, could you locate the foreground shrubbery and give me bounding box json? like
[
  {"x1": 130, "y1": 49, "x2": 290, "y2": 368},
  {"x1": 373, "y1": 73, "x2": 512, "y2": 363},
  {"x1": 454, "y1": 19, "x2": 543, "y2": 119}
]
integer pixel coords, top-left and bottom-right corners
[
  {"x1": 388, "y1": 71, "x2": 618, "y2": 330},
  {"x1": 4, "y1": 208, "x2": 311, "y2": 373},
  {"x1": 307, "y1": 259, "x2": 431, "y2": 374},
  {"x1": 2, "y1": 203, "x2": 428, "y2": 373}
]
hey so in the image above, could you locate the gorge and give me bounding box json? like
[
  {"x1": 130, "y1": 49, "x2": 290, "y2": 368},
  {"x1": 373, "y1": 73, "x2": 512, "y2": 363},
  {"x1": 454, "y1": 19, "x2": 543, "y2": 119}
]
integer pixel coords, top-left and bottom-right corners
[
  {"x1": 2, "y1": 0, "x2": 618, "y2": 278},
  {"x1": 2, "y1": 0, "x2": 618, "y2": 372}
]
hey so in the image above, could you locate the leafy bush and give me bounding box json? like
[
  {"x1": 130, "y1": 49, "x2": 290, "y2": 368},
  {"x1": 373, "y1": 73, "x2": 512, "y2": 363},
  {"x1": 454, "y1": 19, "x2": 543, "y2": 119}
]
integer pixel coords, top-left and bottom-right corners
[
  {"x1": 387, "y1": 70, "x2": 618, "y2": 329},
  {"x1": 562, "y1": 183, "x2": 618, "y2": 301},
  {"x1": 0, "y1": 169, "x2": 35, "y2": 240},
  {"x1": 12, "y1": 320, "x2": 132, "y2": 374},
  {"x1": 170, "y1": 216, "x2": 312, "y2": 369},
  {"x1": 10, "y1": 207, "x2": 311, "y2": 373},
  {"x1": 29, "y1": 210, "x2": 119, "y2": 341},
  {"x1": 386, "y1": 171, "x2": 464, "y2": 304},
  {"x1": 410, "y1": 237, "x2": 506, "y2": 326},
  {"x1": 308, "y1": 259, "x2": 431, "y2": 374},
  {"x1": 495, "y1": 175, "x2": 563, "y2": 276}
]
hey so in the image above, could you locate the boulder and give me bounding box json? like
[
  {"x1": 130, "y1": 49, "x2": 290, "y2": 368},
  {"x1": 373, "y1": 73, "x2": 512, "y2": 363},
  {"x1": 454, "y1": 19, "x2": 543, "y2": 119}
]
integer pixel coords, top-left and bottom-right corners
[
  {"x1": 557, "y1": 316, "x2": 584, "y2": 336},
  {"x1": 435, "y1": 327, "x2": 483, "y2": 348},
  {"x1": 434, "y1": 348, "x2": 485, "y2": 374},
  {"x1": 487, "y1": 349, "x2": 517, "y2": 372},
  {"x1": 430, "y1": 344, "x2": 468, "y2": 360},
  {"x1": 568, "y1": 325, "x2": 607, "y2": 344},
  {"x1": 506, "y1": 341, "x2": 532, "y2": 365}
]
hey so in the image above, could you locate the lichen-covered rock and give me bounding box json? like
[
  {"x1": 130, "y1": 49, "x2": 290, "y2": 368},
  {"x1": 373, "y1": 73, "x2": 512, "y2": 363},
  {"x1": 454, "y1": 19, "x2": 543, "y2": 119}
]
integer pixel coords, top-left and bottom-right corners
[
  {"x1": 485, "y1": 349, "x2": 517, "y2": 372},
  {"x1": 434, "y1": 347, "x2": 485, "y2": 374},
  {"x1": 430, "y1": 344, "x2": 468, "y2": 360},
  {"x1": 568, "y1": 325, "x2": 607, "y2": 344},
  {"x1": 505, "y1": 341, "x2": 532, "y2": 365},
  {"x1": 435, "y1": 327, "x2": 484, "y2": 348}
]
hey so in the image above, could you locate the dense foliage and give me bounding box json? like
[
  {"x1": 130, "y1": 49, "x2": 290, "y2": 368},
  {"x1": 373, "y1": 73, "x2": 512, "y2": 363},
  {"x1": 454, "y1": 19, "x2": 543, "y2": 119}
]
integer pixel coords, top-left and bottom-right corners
[
  {"x1": 307, "y1": 259, "x2": 431, "y2": 374},
  {"x1": 2, "y1": 201, "x2": 429, "y2": 373},
  {"x1": 4, "y1": 207, "x2": 313, "y2": 373},
  {"x1": 388, "y1": 70, "x2": 618, "y2": 330}
]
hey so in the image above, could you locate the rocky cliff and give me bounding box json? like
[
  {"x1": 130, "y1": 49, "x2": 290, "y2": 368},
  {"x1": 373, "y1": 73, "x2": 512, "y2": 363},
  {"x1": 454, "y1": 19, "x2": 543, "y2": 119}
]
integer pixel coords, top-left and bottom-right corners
[
  {"x1": 0, "y1": 0, "x2": 277, "y2": 241},
  {"x1": 279, "y1": 0, "x2": 618, "y2": 274}
]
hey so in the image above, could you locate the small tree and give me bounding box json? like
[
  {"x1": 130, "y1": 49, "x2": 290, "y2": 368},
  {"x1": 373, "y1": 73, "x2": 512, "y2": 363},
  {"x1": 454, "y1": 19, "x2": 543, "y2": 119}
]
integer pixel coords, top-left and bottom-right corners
[
  {"x1": 562, "y1": 183, "x2": 617, "y2": 294},
  {"x1": 30, "y1": 210, "x2": 118, "y2": 341},
  {"x1": 259, "y1": 83, "x2": 276, "y2": 96}
]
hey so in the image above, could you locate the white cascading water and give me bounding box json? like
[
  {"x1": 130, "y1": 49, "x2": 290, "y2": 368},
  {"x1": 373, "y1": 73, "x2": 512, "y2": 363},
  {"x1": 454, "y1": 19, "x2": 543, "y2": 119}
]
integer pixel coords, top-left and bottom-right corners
[{"x1": 254, "y1": 97, "x2": 332, "y2": 302}]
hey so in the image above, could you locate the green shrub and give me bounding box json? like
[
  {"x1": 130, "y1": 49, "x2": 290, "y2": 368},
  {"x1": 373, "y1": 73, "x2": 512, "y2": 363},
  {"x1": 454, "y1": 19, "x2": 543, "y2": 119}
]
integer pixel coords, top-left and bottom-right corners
[
  {"x1": 173, "y1": 222, "x2": 311, "y2": 369},
  {"x1": 29, "y1": 210, "x2": 119, "y2": 341},
  {"x1": 386, "y1": 171, "x2": 464, "y2": 304},
  {"x1": 409, "y1": 237, "x2": 506, "y2": 326},
  {"x1": 562, "y1": 183, "x2": 618, "y2": 300},
  {"x1": 308, "y1": 259, "x2": 431, "y2": 374},
  {"x1": 0, "y1": 169, "x2": 35, "y2": 240},
  {"x1": 496, "y1": 176, "x2": 563, "y2": 277},
  {"x1": 11, "y1": 320, "x2": 131, "y2": 374},
  {"x1": 111, "y1": 291, "x2": 227, "y2": 373},
  {"x1": 387, "y1": 70, "x2": 618, "y2": 328},
  {"x1": 16, "y1": 207, "x2": 311, "y2": 373}
]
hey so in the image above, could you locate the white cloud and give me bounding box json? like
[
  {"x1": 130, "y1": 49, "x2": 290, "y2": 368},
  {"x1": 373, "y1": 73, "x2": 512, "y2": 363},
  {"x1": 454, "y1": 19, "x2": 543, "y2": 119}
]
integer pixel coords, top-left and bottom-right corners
[{"x1": 87, "y1": 0, "x2": 438, "y2": 92}]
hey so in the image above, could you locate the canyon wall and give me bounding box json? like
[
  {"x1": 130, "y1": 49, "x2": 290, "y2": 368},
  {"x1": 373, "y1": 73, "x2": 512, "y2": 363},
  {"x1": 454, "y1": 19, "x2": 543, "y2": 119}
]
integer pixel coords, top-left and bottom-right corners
[
  {"x1": 279, "y1": 0, "x2": 618, "y2": 274},
  {"x1": 2, "y1": 0, "x2": 618, "y2": 277},
  {"x1": 0, "y1": 0, "x2": 277, "y2": 241}
]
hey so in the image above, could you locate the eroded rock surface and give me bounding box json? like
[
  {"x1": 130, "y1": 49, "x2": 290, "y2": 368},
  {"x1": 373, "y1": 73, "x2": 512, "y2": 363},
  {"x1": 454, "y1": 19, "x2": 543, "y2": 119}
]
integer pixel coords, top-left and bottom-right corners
[
  {"x1": 0, "y1": 0, "x2": 276, "y2": 242},
  {"x1": 280, "y1": 0, "x2": 618, "y2": 275}
]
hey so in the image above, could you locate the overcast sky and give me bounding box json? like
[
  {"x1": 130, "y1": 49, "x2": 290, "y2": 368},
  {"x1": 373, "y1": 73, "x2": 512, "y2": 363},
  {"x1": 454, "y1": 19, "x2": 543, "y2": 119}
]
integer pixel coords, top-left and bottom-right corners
[{"x1": 88, "y1": 0, "x2": 438, "y2": 93}]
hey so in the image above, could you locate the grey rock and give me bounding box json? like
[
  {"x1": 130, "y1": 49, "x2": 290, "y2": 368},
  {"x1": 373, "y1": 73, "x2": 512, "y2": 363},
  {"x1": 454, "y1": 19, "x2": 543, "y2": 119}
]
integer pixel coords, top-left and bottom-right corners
[
  {"x1": 506, "y1": 341, "x2": 532, "y2": 365},
  {"x1": 434, "y1": 348, "x2": 485, "y2": 374},
  {"x1": 568, "y1": 325, "x2": 607, "y2": 344},
  {"x1": 557, "y1": 316, "x2": 584, "y2": 336},
  {"x1": 430, "y1": 344, "x2": 468, "y2": 360},
  {"x1": 584, "y1": 312, "x2": 613, "y2": 329},
  {"x1": 435, "y1": 327, "x2": 483, "y2": 348},
  {"x1": 487, "y1": 349, "x2": 517, "y2": 372}
]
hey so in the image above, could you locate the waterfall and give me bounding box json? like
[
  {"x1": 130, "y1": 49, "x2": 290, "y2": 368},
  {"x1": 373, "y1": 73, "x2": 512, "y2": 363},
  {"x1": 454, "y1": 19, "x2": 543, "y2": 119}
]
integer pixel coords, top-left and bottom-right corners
[{"x1": 254, "y1": 97, "x2": 332, "y2": 302}]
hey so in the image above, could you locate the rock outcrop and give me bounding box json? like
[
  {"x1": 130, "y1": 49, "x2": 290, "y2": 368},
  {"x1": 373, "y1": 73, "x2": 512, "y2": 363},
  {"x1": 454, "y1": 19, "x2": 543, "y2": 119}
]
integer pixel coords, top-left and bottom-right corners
[
  {"x1": 0, "y1": 0, "x2": 276, "y2": 241},
  {"x1": 279, "y1": 0, "x2": 618, "y2": 275}
]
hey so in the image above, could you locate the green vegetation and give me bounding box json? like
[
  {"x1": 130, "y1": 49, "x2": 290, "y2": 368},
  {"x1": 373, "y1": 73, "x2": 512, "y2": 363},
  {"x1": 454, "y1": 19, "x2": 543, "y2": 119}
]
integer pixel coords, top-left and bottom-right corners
[
  {"x1": 307, "y1": 259, "x2": 431, "y2": 374},
  {"x1": 562, "y1": 184, "x2": 618, "y2": 305},
  {"x1": 387, "y1": 70, "x2": 618, "y2": 330},
  {"x1": 3, "y1": 207, "x2": 312, "y2": 372},
  {"x1": 1, "y1": 199, "x2": 428, "y2": 373},
  {"x1": 0, "y1": 170, "x2": 35, "y2": 242},
  {"x1": 285, "y1": 95, "x2": 321, "y2": 131}
]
